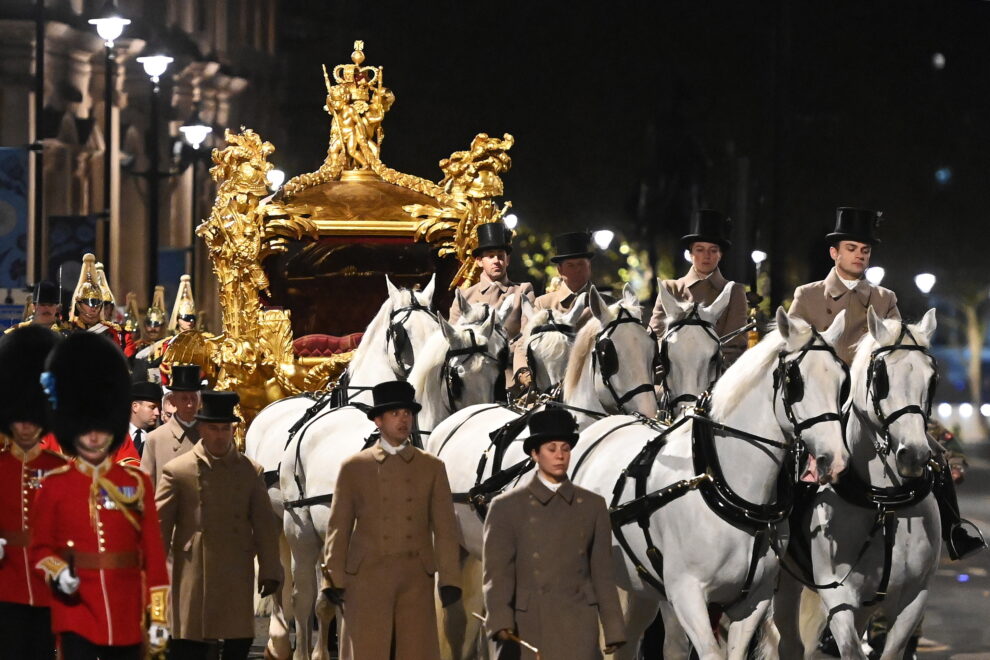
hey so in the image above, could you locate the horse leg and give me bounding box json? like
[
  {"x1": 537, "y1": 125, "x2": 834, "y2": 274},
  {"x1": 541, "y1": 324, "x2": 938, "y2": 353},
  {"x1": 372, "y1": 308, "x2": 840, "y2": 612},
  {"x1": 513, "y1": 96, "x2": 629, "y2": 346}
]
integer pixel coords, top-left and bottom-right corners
[
  {"x1": 725, "y1": 598, "x2": 774, "y2": 660},
  {"x1": 285, "y1": 513, "x2": 321, "y2": 660},
  {"x1": 611, "y1": 588, "x2": 661, "y2": 660},
  {"x1": 772, "y1": 571, "x2": 804, "y2": 660},
  {"x1": 823, "y1": 606, "x2": 867, "y2": 660},
  {"x1": 875, "y1": 589, "x2": 927, "y2": 660},
  {"x1": 798, "y1": 588, "x2": 827, "y2": 659},
  {"x1": 265, "y1": 534, "x2": 294, "y2": 660},
  {"x1": 667, "y1": 580, "x2": 722, "y2": 660},
  {"x1": 658, "y1": 598, "x2": 692, "y2": 660}
]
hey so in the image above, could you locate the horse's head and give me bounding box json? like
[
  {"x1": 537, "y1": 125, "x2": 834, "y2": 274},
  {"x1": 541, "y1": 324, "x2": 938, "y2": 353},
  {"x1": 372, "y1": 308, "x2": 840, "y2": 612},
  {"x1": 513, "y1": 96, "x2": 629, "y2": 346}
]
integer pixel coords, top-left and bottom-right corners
[
  {"x1": 852, "y1": 307, "x2": 938, "y2": 479},
  {"x1": 436, "y1": 310, "x2": 509, "y2": 410},
  {"x1": 656, "y1": 280, "x2": 732, "y2": 418},
  {"x1": 774, "y1": 307, "x2": 850, "y2": 484},
  {"x1": 523, "y1": 293, "x2": 585, "y2": 392},
  {"x1": 385, "y1": 275, "x2": 439, "y2": 377},
  {"x1": 588, "y1": 284, "x2": 659, "y2": 418}
]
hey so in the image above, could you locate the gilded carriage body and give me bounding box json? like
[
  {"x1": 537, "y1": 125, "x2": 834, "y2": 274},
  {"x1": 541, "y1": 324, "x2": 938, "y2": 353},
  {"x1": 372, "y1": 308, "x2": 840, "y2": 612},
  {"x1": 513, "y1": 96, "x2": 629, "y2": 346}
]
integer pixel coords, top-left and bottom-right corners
[{"x1": 165, "y1": 42, "x2": 514, "y2": 430}]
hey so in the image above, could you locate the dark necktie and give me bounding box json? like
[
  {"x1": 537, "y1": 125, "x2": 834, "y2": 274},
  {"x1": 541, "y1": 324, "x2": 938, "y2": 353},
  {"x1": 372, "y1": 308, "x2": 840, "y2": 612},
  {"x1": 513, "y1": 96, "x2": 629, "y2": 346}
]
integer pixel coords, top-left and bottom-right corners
[{"x1": 134, "y1": 429, "x2": 144, "y2": 455}]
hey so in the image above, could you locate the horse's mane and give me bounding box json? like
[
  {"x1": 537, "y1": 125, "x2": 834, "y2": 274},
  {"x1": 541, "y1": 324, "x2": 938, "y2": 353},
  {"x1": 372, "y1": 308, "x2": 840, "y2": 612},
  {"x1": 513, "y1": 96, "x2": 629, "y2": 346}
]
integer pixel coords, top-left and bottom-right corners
[
  {"x1": 708, "y1": 329, "x2": 786, "y2": 418},
  {"x1": 346, "y1": 291, "x2": 400, "y2": 376},
  {"x1": 563, "y1": 316, "x2": 603, "y2": 393}
]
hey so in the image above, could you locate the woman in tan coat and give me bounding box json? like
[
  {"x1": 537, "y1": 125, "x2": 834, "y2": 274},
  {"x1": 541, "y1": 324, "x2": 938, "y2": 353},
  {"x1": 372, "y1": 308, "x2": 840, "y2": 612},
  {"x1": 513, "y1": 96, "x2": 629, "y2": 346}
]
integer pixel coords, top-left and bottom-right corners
[{"x1": 155, "y1": 391, "x2": 281, "y2": 659}]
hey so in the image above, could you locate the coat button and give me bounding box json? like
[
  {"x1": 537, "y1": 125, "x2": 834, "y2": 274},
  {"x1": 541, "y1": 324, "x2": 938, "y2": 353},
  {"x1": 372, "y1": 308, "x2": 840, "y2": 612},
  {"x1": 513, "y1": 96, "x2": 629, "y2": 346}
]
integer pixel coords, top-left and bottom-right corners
[{"x1": 827, "y1": 308, "x2": 833, "y2": 315}]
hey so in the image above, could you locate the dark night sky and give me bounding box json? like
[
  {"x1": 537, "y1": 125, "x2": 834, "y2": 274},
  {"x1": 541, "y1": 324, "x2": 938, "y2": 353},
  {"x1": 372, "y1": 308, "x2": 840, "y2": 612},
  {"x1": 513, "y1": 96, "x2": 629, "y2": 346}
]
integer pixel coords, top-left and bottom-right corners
[{"x1": 262, "y1": 0, "x2": 990, "y2": 308}]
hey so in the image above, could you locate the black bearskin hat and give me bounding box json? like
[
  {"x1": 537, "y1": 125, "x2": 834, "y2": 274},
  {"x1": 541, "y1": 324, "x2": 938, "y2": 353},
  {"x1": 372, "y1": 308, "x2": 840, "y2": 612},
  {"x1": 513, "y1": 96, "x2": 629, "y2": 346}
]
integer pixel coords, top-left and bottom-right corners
[
  {"x1": 0, "y1": 325, "x2": 61, "y2": 436},
  {"x1": 43, "y1": 333, "x2": 130, "y2": 455}
]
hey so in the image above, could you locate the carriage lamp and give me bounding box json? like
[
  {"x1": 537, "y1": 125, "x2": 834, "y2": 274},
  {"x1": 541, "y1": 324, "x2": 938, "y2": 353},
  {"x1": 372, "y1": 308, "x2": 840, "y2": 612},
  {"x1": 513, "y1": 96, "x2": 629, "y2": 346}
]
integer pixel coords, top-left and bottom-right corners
[
  {"x1": 267, "y1": 169, "x2": 286, "y2": 191},
  {"x1": 914, "y1": 273, "x2": 936, "y2": 294},
  {"x1": 865, "y1": 266, "x2": 885, "y2": 285},
  {"x1": 593, "y1": 230, "x2": 614, "y2": 250},
  {"x1": 502, "y1": 213, "x2": 518, "y2": 230},
  {"x1": 751, "y1": 250, "x2": 767, "y2": 265},
  {"x1": 88, "y1": 0, "x2": 130, "y2": 46}
]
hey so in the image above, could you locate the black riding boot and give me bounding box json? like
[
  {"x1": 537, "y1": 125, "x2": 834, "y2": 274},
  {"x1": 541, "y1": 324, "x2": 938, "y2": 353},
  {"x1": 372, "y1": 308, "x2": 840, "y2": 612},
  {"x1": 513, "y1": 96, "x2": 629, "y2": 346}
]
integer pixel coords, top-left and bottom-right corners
[{"x1": 933, "y1": 464, "x2": 986, "y2": 560}]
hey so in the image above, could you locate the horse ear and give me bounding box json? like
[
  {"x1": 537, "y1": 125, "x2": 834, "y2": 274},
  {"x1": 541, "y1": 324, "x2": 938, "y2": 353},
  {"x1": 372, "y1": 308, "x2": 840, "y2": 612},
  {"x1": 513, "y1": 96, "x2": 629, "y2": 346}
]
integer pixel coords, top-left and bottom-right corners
[
  {"x1": 563, "y1": 292, "x2": 587, "y2": 325},
  {"x1": 385, "y1": 276, "x2": 400, "y2": 306},
  {"x1": 622, "y1": 283, "x2": 638, "y2": 308},
  {"x1": 588, "y1": 286, "x2": 613, "y2": 322},
  {"x1": 821, "y1": 309, "x2": 847, "y2": 346},
  {"x1": 454, "y1": 289, "x2": 472, "y2": 320},
  {"x1": 419, "y1": 274, "x2": 437, "y2": 306},
  {"x1": 520, "y1": 295, "x2": 534, "y2": 328},
  {"x1": 700, "y1": 282, "x2": 733, "y2": 324},
  {"x1": 657, "y1": 279, "x2": 685, "y2": 322},
  {"x1": 915, "y1": 308, "x2": 937, "y2": 341},
  {"x1": 438, "y1": 315, "x2": 457, "y2": 343},
  {"x1": 775, "y1": 306, "x2": 791, "y2": 340},
  {"x1": 866, "y1": 306, "x2": 892, "y2": 345},
  {"x1": 495, "y1": 294, "x2": 516, "y2": 330}
]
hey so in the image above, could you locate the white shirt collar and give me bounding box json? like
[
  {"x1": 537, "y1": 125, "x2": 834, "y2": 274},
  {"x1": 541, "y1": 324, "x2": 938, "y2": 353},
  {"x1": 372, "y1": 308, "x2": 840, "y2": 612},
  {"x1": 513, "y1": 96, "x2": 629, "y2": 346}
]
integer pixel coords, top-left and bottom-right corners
[
  {"x1": 839, "y1": 276, "x2": 860, "y2": 290},
  {"x1": 537, "y1": 472, "x2": 562, "y2": 492},
  {"x1": 379, "y1": 438, "x2": 409, "y2": 455}
]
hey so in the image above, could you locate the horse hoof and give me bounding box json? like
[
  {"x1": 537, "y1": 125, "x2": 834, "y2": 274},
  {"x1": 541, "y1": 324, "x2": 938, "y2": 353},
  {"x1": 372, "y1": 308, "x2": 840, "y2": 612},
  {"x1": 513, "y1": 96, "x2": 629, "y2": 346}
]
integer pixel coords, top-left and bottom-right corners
[{"x1": 263, "y1": 644, "x2": 287, "y2": 660}]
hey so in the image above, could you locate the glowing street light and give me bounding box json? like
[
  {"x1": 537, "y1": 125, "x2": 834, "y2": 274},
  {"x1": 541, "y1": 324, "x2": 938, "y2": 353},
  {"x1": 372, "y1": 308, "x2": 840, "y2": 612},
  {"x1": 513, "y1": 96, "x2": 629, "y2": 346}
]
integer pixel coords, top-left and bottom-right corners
[
  {"x1": 959, "y1": 403, "x2": 973, "y2": 419},
  {"x1": 683, "y1": 249, "x2": 692, "y2": 263},
  {"x1": 266, "y1": 169, "x2": 286, "y2": 191},
  {"x1": 88, "y1": 0, "x2": 130, "y2": 47},
  {"x1": 502, "y1": 213, "x2": 518, "y2": 230},
  {"x1": 865, "y1": 266, "x2": 885, "y2": 285},
  {"x1": 179, "y1": 109, "x2": 212, "y2": 150},
  {"x1": 751, "y1": 250, "x2": 767, "y2": 265},
  {"x1": 937, "y1": 402, "x2": 952, "y2": 419},
  {"x1": 592, "y1": 229, "x2": 614, "y2": 250},
  {"x1": 137, "y1": 53, "x2": 174, "y2": 84},
  {"x1": 914, "y1": 273, "x2": 936, "y2": 295}
]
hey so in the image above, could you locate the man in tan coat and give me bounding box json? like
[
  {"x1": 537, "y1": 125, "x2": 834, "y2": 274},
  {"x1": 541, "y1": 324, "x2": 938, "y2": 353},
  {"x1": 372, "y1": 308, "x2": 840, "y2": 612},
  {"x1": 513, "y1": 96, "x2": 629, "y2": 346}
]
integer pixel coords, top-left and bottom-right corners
[
  {"x1": 648, "y1": 210, "x2": 748, "y2": 365},
  {"x1": 141, "y1": 364, "x2": 202, "y2": 491},
  {"x1": 156, "y1": 390, "x2": 281, "y2": 659},
  {"x1": 512, "y1": 231, "x2": 604, "y2": 384},
  {"x1": 450, "y1": 222, "x2": 536, "y2": 388},
  {"x1": 321, "y1": 380, "x2": 462, "y2": 660},
  {"x1": 788, "y1": 208, "x2": 899, "y2": 366}
]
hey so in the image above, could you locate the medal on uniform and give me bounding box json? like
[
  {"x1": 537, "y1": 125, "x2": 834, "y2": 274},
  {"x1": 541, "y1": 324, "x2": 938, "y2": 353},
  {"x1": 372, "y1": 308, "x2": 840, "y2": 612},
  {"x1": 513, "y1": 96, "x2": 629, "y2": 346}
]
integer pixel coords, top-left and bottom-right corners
[{"x1": 27, "y1": 468, "x2": 45, "y2": 489}]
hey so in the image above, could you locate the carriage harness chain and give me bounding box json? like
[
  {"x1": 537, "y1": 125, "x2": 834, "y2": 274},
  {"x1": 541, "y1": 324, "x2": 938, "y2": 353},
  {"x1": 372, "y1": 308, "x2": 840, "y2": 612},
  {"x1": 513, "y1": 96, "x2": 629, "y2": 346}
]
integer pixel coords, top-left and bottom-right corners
[
  {"x1": 599, "y1": 329, "x2": 847, "y2": 607},
  {"x1": 780, "y1": 323, "x2": 938, "y2": 605}
]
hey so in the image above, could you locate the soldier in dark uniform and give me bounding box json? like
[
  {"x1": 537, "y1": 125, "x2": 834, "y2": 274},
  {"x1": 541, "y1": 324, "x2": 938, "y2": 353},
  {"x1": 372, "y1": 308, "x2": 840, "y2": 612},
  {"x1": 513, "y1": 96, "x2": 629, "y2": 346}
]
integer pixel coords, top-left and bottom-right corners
[{"x1": 0, "y1": 325, "x2": 67, "y2": 660}]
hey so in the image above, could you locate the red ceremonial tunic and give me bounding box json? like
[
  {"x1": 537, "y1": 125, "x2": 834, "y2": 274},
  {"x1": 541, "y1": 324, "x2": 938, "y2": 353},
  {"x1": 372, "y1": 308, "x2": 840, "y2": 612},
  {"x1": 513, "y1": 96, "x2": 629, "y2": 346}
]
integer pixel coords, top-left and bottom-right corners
[
  {"x1": 0, "y1": 439, "x2": 68, "y2": 606},
  {"x1": 30, "y1": 458, "x2": 169, "y2": 646},
  {"x1": 38, "y1": 433, "x2": 141, "y2": 467}
]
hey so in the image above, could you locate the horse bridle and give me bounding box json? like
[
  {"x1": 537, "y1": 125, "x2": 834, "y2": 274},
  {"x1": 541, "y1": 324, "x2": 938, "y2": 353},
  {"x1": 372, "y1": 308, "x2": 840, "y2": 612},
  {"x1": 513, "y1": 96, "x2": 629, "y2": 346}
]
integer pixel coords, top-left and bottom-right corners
[
  {"x1": 658, "y1": 304, "x2": 724, "y2": 415},
  {"x1": 592, "y1": 306, "x2": 658, "y2": 414},
  {"x1": 865, "y1": 324, "x2": 938, "y2": 456},
  {"x1": 441, "y1": 326, "x2": 509, "y2": 411},
  {"x1": 772, "y1": 328, "x2": 850, "y2": 445},
  {"x1": 525, "y1": 310, "x2": 576, "y2": 392},
  {"x1": 386, "y1": 299, "x2": 438, "y2": 377}
]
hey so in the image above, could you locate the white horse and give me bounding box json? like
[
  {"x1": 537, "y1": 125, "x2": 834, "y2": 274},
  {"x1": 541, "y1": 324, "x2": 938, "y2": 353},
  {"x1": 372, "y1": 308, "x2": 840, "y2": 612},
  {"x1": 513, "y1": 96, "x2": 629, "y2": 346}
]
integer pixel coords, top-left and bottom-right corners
[
  {"x1": 278, "y1": 299, "x2": 513, "y2": 660},
  {"x1": 428, "y1": 285, "x2": 660, "y2": 659},
  {"x1": 514, "y1": 295, "x2": 584, "y2": 394},
  {"x1": 775, "y1": 309, "x2": 940, "y2": 660},
  {"x1": 565, "y1": 308, "x2": 850, "y2": 660},
  {"x1": 654, "y1": 281, "x2": 735, "y2": 420},
  {"x1": 245, "y1": 276, "x2": 440, "y2": 660}
]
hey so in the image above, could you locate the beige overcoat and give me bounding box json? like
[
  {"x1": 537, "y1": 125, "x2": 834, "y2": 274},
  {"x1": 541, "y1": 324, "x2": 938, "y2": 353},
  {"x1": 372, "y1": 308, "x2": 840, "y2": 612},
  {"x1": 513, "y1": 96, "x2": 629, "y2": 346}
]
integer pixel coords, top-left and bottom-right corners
[
  {"x1": 322, "y1": 442, "x2": 461, "y2": 660},
  {"x1": 482, "y1": 474, "x2": 626, "y2": 660},
  {"x1": 140, "y1": 415, "x2": 199, "y2": 492},
  {"x1": 449, "y1": 274, "x2": 536, "y2": 340},
  {"x1": 648, "y1": 267, "x2": 749, "y2": 365},
  {"x1": 155, "y1": 442, "x2": 281, "y2": 640},
  {"x1": 789, "y1": 267, "x2": 900, "y2": 365}
]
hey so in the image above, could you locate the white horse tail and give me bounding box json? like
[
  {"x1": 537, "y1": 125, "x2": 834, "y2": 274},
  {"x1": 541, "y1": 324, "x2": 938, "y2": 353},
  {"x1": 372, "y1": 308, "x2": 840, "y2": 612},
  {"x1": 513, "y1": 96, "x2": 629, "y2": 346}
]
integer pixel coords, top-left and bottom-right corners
[{"x1": 747, "y1": 605, "x2": 781, "y2": 660}]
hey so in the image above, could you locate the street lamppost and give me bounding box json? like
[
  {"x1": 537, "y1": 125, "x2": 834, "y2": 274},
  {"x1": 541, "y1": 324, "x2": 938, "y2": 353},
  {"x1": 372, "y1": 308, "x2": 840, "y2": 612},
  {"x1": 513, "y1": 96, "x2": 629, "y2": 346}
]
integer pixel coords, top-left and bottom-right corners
[
  {"x1": 136, "y1": 47, "x2": 173, "y2": 304},
  {"x1": 751, "y1": 249, "x2": 767, "y2": 291},
  {"x1": 179, "y1": 107, "x2": 211, "y2": 275},
  {"x1": 88, "y1": 1, "x2": 129, "y2": 272}
]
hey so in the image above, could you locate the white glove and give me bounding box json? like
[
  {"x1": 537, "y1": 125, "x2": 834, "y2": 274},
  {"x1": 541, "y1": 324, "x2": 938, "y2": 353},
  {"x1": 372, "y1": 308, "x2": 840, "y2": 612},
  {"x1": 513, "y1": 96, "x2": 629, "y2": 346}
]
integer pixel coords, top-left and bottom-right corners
[
  {"x1": 55, "y1": 568, "x2": 80, "y2": 595},
  {"x1": 0, "y1": 538, "x2": 7, "y2": 561},
  {"x1": 148, "y1": 623, "x2": 171, "y2": 648}
]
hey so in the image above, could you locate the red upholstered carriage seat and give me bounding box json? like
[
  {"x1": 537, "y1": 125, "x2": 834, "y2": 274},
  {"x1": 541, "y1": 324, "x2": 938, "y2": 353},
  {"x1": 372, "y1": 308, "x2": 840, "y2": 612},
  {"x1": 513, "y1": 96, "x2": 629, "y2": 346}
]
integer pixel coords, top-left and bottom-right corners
[{"x1": 293, "y1": 332, "x2": 364, "y2": 358}]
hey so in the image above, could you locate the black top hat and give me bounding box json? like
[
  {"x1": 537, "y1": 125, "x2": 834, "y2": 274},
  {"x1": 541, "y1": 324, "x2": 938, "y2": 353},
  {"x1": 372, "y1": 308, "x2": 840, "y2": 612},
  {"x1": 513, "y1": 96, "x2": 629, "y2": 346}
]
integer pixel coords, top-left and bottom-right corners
[
  {"x1": 523, "y1": 408, "x2": 579, "y2": 455},
  {"x1": 682, "y1": 209, "x2": 732, "y2": 251},
  {"x1": 132, "y1": 380, "x2": 163, "y2": 404},
  {"x1": 551, "y1": 232, "x2": 595, "y2": 263},
  {"x1": 826, "y1": 207, "x2": 882, "y2": 246},
  {"x1": 196, "y1": 390, "x2": 241, "y2": 423},
  {"x1": 168, "y1": 364, "x2": 204, "y2": 392},
  {"x1": 472, "y1": 222, "x2": 513, "y2": 257},
  {"x1": 44, "y1": 333, "x2": 130, "y2": 455},
  {"x1": 0, "y1": 325, "x2": 60, "y2": 435},
  {"x1": 366, "y1": 380, "x2": 422, "y2": 420},
  {"x1": 33, "y1": 281, "x2": 61, "y2": 305}
]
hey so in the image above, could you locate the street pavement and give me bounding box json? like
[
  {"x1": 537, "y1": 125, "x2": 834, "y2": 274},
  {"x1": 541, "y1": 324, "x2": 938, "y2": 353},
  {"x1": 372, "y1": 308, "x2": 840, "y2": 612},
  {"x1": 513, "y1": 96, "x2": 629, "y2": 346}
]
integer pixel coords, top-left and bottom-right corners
[{"x1": 246, "y1": 442, "x2": 990, "y2": 659}]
